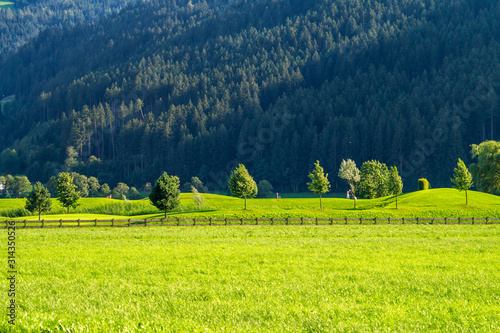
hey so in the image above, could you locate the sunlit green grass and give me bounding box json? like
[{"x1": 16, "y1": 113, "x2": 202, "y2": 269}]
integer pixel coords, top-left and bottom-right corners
[
  {"x1": 1, "y1": 188, "x2": 499, "y2": 220},
  {"x1": 2, "y1": 225, "x2": 500, "y2": 331}
]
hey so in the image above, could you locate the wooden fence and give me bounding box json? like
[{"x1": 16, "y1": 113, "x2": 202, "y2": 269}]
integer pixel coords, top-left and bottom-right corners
[{"x1": 2, "y1": 217, "x2": 500, "y2": 229}]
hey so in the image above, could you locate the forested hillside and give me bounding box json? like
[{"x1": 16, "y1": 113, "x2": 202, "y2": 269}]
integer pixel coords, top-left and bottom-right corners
[
  {"x1": 0, "y1": 0, "x2": 499, "y2": 192},
  {"x1": 0, "y1": 0, "x2": 138, "y2": 57}
]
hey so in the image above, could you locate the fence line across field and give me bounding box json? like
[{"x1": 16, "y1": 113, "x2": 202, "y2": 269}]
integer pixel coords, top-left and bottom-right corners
[{"x1": 2, "y1": 217, "x2": 500, "y2": 229}]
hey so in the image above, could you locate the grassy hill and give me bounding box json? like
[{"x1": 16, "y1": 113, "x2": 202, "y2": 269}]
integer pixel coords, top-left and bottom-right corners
[{"x1": 1, "y1": 188, "x2": 499, "y2": 221}]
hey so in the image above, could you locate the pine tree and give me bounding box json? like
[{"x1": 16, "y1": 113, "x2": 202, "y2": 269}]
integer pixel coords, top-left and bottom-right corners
[
  {"x1": 25, "y1": 182, "x2": 52, "y2": 221},
  {"x1": 228, "y1": 164, "x2": 257, "y2": 210},
  {"x1": 149, "y1": 172, "x2": 180, "y2": 218},
  {"x1": 451, "y1": 158, "x2": 473, "y2": 205},
  {"x1": 56, "y1": 172, "x2": 80, "y2": 213},
  {"x1": 307, "y1": 160, "x2": 330, "y2": 209},
  {"x1": 387, "y1": 166, "x2": 403, "y2": 209}
]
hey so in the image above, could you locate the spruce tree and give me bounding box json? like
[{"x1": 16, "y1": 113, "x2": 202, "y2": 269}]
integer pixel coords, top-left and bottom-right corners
[
  {"x1": 149, "y1": 172, "x2": 180, "y2": 218},
  {"x1": 25, "y1": 182, "x2": 52, "y2": 221},
  {"x1": 307, "y1": 160, "x2": 330, "y2": 209},
  {"x1": 451, "y1": 158, "x2": 473, "y2": 205},
  {"x1": 228, "y1": 164, "x2": 257, "y2": 210},
  {"x1": 56, "y1": 172, "x2": 80, "y2": 213}
]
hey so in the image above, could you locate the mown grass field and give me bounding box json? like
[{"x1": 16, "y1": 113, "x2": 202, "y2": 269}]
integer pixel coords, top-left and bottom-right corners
[
  {"x1": 1, "y1": 188, "x2": 499, "y2": 221},
  {"x1": 1, "y1": 225, "x2": 500, "y2": 332}
]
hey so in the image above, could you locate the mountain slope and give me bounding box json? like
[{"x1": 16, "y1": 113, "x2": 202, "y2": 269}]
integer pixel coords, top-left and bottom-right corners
[{"x1": 0, "y1": 0, "x2": 499, "y2": 191}]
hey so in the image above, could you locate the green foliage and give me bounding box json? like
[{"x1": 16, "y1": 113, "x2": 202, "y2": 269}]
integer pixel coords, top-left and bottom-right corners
[
  {"x1": 228, "y1": 164, "x2": 258, "y2": 209},
  {"x1": 470, "y1": 141, "x2": 500, "y2": 195},
  {"x1": 358, "y1": 160, "x2": 390, "y2": 199},
  {"x1": 190, "y1": 177, "x2": 207, "y2": 193},
  {"x1": 56, "y1": 172, "x2": 80, "y2": 213},
  {"x1": 338, "y1": 159, "x2": 360, "y2": 208},
  {"x1": 418, "y1": 178, "x2": 430, "y2": 191},
  {"x1": 387, "y1": 166, "x2": 403, "y2": 209},
  {"x1": 25, "y1": 181, "x2": 52, "y2": 220},
  {"x1": 451, "y1": 158, "x2": 473, "y2": 205},
  {"x1": 88, "y1": 176, "x2": 100, "y2": 197},
  {"x1": 149, "y1": 172, "x2": 181, "y2": 218},
  {"x1": 191, "y1": 186, "x2": 205, "y2": 207},
  {"x1": 101, "y1": 183, "x2": 111, "y2": 196},
  {"x1": 307, "y1": 160, "x2": 330, "y2": 209},
  {"x1": 71, "y1": 172, "x2": 89, "y2": 197},
  {"x1": 127, "y1": 187, "x2": 142, "y2": 200},
  {"x1": 112, "y1": 182, "x2": 129, "y2": 200},
  {"x1": 257, "y1": 180, "x2": 274, "y2": 198}
]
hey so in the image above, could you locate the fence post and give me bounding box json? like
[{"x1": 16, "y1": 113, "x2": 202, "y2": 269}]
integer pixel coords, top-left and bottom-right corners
[
  {"x1": 316, "y1": 218, "x2": 318, "y2": 225},
  {"x1": 41, "y1": 219, "x2": 44, "y2": 228},
  {"x1": 431, "y1": 218, "x2": 434, "y2": 225},
  {"x1": 444, "y1": 217, "x2": 447, "y2": 225},
  {"x1": 388, "y1": 217, "x2": 390, "y2": 224},
  {"x1": 226, "y1": 218, "x2": 228, "y2": 225},
  {"x1": 112, "y1": 219, "x2": 115, "y2": 227},
  {"x1": 458, "y1": 217, "x2": 461, "y2": 225},
  {"x1": 402, "y1": 217, "x2": 405, "y2": 225},
  {"x1": 128, "y1": 219, "x2": 131, "y2": 227},
  {"x1": 60, "y1": 219, "x2": 63, "y2": 228},
  {"x1": 485, "y1": 217, "x2": 488, "y2": 225},
  {"x1": 301, "y1": 218, "x2": 304, "y2": 225},
  {"x1": 161, "y1": 218, "x2": 164, "y2": 226},
  {"x1": 255, "y1": 218, "x2": 258, "y2": 225},
  {"x1": 360, "y1": 218, "x2": 362, "y2": 225},
  {"x1": 286, "y1": 218, "x2": 289, "y2": 225},
  {"x1": 193, "y1": 218, "x2": 196, "y2": 226},
  {"x1": 241, "y1": 218, "x2": 243, "y2": 225},
  {"x1": 345, "y1": 217, "x2": 348, "y2": 225},
  {"x1": 374, "y1": 218, "x2": 377, "y2": 225},
  {"x1": 271, "y1": 218, "x2": 274, "y2": 225},
  {"x1": 417, "y1": 217, "x2": 420, "y2": 224},
  {"x1": 145, "y1": 219, "x2": 148, "y2": 227},
  {"x1": 472, "y1": 217, "x2": 475, "y2": 224},
  {"x1": 209, "y1": 218, "x2": 212, "y2": 226},
  {"x1": 24, "y1": 220, "x2": 27, "y2": 228},
  {"x1": 330, "y1": 218, "x2": 333, "y2": 225},
  {"x1": 178, "y1": 218, "x2": 180, "y2": 226}
]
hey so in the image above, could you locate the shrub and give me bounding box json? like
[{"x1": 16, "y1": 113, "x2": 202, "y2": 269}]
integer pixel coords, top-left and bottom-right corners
[
  {"x1": 257, "y1": 180, "x2": 274, "y2": 198},
  {"x1": 358, "y1": 160, "x2": 390, "y2": 199},
  {"x1": 418, "y1": 178, "x2": 430, "y2": 190}
]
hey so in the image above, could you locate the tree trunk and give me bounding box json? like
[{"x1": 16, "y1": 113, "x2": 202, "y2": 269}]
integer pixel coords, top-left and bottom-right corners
[
  {"x1": 320, "y1": 193, "x2": 322, "y2": 210},
  {"x1": 244, "y1": 196, "x2": 247, "y2": 210},
  {"x1": 67, "y1": 206, "x2": 70, "y2": 214},
  {"x1": 354, "y1": 198, "x2": 357, "y2": 209},
  {"x1": 39, "y1": 210, "x2": 41, "y2": 221},
  {"x1": 466, "y1": 190, "x2": 468, "y2": 205},
  {"x1": 165, "y1": 210, "x2": 167, "y2": 218},
  {"x1": 396, "y1": 194, "x2": 398, "y2": 209}
]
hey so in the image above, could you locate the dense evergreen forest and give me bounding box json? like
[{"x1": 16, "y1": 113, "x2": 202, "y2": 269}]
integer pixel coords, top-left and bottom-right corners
[
  {"x1": 0, "y1": 0, "x2": 138, "y2": 57},
  {"x1": 0, "y1": 0, "x2": 499, "y2": 192}
]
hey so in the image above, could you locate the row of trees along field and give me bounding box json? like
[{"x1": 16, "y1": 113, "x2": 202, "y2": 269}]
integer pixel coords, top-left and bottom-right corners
[
  {"x1": 0, "y1": 0, "x2": 499, "y2": 192},
  {"x1": 14, "y1": 144, "x2": 480, "y2": 219}
]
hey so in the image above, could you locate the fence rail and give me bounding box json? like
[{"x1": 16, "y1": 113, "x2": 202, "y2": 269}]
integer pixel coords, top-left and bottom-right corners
[{"x1": 2, "y1": 217, "x2": 500, "y2": 229}]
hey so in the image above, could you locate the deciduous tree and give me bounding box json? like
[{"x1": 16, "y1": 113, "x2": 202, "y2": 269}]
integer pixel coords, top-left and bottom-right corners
[{"x1": 307, "y1": 160, "x2": 330, "y2": 209}]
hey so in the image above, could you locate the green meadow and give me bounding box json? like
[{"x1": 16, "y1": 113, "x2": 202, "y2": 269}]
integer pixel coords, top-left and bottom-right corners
[
  {"x1": 1, "y1": 225, "x2": 500, "y2": 331},
  {"x1": 1, "y1": 188, "x2": 499, "y2": 221}
]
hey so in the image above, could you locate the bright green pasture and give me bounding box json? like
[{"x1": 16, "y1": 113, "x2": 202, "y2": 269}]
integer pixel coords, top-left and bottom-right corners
[
  {"x1": 1, "y1": 188, "x2": 499, "y2": 220},
  {"x1": 2, "y1": 225, "x2": 500, "y2": 331}
]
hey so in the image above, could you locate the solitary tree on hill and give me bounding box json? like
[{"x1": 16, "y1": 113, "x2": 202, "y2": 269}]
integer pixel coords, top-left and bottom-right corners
[
  {"x1": 387, "y1": 166, "x2": 403, "y2": 209},
  {"x1": 25, "y1": 182, "x2": 52, "y2": 221},
  {"x1": 149, "y1": 172, "x2": 180, "y2": 218},
  {"x1": 56, "y1": 172, "x2": 80, "y2": 214},
  {"x1": 228, "y1": 164, "x2": 257, "y2": 210},
  {"x1": 451, "y1": 158, "x2": 473, "y2": 205},
  {"x1": 307, "y1": 160, "x2": 330, "y2": 209}
]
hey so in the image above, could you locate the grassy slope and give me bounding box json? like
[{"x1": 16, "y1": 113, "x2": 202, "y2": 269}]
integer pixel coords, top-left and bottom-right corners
[
  {"x1": 2, "y1": 225, "x2": 499, "y2": 331},
  {"x1": 1, "y1": 188, "x2": 499, "y2": 220}
]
